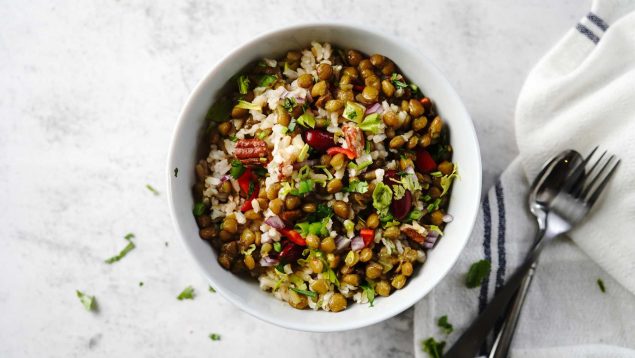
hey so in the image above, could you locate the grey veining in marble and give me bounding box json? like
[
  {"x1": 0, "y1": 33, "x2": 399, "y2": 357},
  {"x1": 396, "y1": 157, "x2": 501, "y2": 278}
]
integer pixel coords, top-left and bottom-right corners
[{"x1": 0, "y1": 1, "x2": 588, "y2": 357}]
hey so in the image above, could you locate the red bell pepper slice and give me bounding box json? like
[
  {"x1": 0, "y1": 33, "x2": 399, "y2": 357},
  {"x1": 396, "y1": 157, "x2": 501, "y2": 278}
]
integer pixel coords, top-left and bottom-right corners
[
  {"x1": 415, "y1": 149, "x2": 437, "y2": 173},
  {"x1": 360, "y1": 228, "x2": 374, "y2": 247},
  {"x1": 279, "y1": 228, "x2": 306, "y2": 247},
  {"x1": 237, "y1": 168, "x2": 260, "y2": 212},
  {"x1": 326, "y1": 147, "x2": 357, "y2": 160}
]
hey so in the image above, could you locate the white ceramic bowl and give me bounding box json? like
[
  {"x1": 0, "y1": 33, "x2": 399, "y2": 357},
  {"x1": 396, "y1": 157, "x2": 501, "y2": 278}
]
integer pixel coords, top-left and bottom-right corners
[{"x1": 167, "y1": 23, "x2": 481, "y2": 332}]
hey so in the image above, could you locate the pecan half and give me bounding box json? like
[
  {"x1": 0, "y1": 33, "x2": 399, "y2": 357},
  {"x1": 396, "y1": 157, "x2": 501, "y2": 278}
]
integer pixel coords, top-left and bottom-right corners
[
  {"x1": 401, "y1": 226, "x2": 425, "y2": 244},
  {"x1": 234, "y1": 139, "x2": 270, "y2": 165}
]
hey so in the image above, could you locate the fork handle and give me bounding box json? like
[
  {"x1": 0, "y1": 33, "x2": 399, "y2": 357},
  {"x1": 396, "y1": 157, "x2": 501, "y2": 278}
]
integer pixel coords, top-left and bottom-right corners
[{"x1": 488, "y1": 261, "x2": 537, "y2": 358}]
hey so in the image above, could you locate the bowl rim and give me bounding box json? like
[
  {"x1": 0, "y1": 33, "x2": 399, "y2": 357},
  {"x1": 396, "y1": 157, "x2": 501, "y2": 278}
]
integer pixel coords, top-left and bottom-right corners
[{"x1": 167, "y1": 21, "x2": 482, "y2": 332}]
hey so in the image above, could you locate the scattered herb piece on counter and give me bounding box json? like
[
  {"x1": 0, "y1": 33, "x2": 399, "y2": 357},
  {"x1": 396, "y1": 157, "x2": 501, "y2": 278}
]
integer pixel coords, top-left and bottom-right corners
[
  {"x1": 174, "y1": 168, "x2": 178, "y2": 177},
  {"x1": 76, "y1": 290, "x2": 96, "y2": 311},
  {"x1": 139, "y1": 282, "x2": 144, "y2": 287},
  {"x1": 465, "y1": 259, "x2": 491, "y2": 288},
  {"x1": 597, "y1": 278, "x2": 606, "y2": 293},
  {"x1": 437, "y1": 315, "x2": 453, "y2": 335},
  {"x1": 105, "y1": 233, "x2": 136, "y2": 264},
  {"x1": 146, "y1": 184, "x2": 159, "y2": 195},
  {"x1": 177, "y1": 286, "x2": 195, "y2": 300},
  {"x1": 164, "y1": 241, "x2": 169, "y2": 247},
  {"x1": 208, "y1": 285, "x2": 216, "y2": 293},
  {"x1": 421, "y1": 337, "x2": 445, "y2": 358},
  {"x1": 209, "y1": 333, "x2": 221, "y2": 341}
]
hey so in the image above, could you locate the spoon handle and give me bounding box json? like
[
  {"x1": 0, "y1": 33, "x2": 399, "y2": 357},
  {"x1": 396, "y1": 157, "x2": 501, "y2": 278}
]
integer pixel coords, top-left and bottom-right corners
[{"x1": 488, "y1": 261, "x2": 537, "y2": 358}]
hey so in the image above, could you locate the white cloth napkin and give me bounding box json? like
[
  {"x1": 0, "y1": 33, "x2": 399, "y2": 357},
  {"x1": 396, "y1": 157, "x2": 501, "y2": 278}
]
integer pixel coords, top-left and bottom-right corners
[{"x1": 414, "y1": 0, "x2": 635, "y2": 356}]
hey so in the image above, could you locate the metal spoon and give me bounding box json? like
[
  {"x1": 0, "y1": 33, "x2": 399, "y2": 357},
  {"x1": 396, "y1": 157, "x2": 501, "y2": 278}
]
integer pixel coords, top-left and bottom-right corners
[
  {"x1": 488, "y1": 150, "x2": 583, "y2": 357},
  {"x1": 445, "y1": 150, "x2": 582, "y2": 358}
]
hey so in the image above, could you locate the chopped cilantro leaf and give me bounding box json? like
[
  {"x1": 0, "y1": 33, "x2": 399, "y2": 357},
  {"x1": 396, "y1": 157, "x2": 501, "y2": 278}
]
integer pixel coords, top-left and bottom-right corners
[
  {"x1": 421, "y1": 337, "x2": 445, "y2": 358},
  {"x1": 289, "y1": 287, "x2": 317, "y2": 298},
  {"x1": 193, "y1": 202, "x2": 206, "y2": 216},
  {"x1": 76, "y1": 290, "x2": 96, "y2": 311},
  {"x1": 230, "y1": 160, "x2": 246, "y2": 179},
  {"x1": 174, "y1": 168, "x2": 179, "y2": 177},
  {"x1": 597, "y1": 278, "x2": 606, "y2": 293},
  {"x1": 177, "y1": 286, "x2": 195, "y2": 300},
  {"x1": 282, "y1": 97, "x2": 297, "y2": 112},
  {"x1": 208, "y1": 285, "x2": 216, "y2": 293},
  {"x1": 465, "y1": 259, "x2": 491, "y2": 288},
  {"x1": 391, "y1": 73, "x2": 408, "y2": 89},
  {"x1": 237, "y1": 75, "x2": 250, "y2": 94},
  {"x1": 437, "y1": 315, "x2": 453, "y2": 335},
  {"x1": 146, "y1": 184, "x2": 159, "y2": 195},
  {"x1": 139, "y1": 282, "x2": 144, "y2": 287},
  {"x1": 105, "y1": 233, "x2": 136, "y2": 264},
  {"x1": 228, "y1": 134, "x2": 238, "y2": 142},
  {"x1": 209, "y1": 333, "x2": 221, "y2": 341}
]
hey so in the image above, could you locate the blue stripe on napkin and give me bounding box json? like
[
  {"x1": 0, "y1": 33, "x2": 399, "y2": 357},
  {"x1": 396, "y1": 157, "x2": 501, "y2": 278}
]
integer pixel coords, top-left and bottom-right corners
[
  {"x1": 587, "y1": 12, "x2": 609, "y2": 31},
  {"x1": 576, "y1": 23, "x2": 600, "y2": 44},
  {"x1": 479, "y1": 195, "x2": 492, "y2": 314},
  {"x1": 494, "y1": 181, "x2": 507, "y2": 294}
]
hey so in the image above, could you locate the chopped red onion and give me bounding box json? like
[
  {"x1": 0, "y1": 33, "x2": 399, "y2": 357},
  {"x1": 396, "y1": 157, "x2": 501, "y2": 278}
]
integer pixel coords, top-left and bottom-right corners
[
  {"x1": 335, "y1": 236, "x2": 351, "y2": 252},
  {"x1": 442, "y1": 214, "x2": 454, "y2": 223},
  {"x1": 259, "y1": 256, "x2": 279, "y2": 267},
  {"x1": 351, "y1": 235, "x2": 365, "y2": 251},
  {"x1": 365, "y1": 103, "x2": 382, "y2": 115},
  {"x1": 264, "y1": 216, "x2": 285, "y2": 230},
  {"x1": 220, "y1": 174, "x2": 231, "y2": 183},
  {"x1": 424, "y1": 231, "x2": 439, "y2": 249}
]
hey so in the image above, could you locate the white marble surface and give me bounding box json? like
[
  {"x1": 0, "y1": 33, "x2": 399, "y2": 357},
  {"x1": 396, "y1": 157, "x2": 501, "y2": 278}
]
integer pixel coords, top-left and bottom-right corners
[{"x1": 0, "y1": 1, "x2": 589, "y2": 357}]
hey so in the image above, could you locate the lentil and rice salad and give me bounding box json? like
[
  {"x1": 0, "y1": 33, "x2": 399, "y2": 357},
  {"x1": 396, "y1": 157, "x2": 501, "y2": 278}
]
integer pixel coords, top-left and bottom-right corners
[{"x1": 193, "y1": 42, "x2": 458, "y2": 312}]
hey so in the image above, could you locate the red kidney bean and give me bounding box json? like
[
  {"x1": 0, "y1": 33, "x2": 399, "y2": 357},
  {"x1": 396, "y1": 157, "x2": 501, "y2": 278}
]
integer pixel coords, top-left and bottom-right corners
[
  {"x1": 303, "y1": 129, "x2": 335, "y2": 151},
  {"x1": 391, "y1": 190, "x2": 412, "y2": 220}
]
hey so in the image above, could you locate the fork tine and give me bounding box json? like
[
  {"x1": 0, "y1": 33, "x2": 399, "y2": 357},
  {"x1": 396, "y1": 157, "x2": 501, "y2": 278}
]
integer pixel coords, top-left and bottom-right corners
[
  {"x1": 580, "y1": 152, "x2": 612, "y2": 198},
  {"x1": 569, "y1": 147, "x2": 600, "y2": 197},
  {"x1": 571, "y1": 147, "x2": 607, "y2": 198},
  {"x1": 562, "y1": 146, "x2": 597, "y2": 195},
  {"x1": 584, "y1": 156, "x2": 620, "y2": 208}
]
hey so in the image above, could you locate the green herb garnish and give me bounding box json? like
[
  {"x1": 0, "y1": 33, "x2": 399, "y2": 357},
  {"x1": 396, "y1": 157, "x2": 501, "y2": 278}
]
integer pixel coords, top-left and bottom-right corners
[
  {"x1": 236, "y1": 100, "x2": 261, "y2": 111},
  {"x1": 465, "y1": 259, "x2": 491, "y2": 288},
  {"x1": 193, "y1": 202, "x2": 206, "y2": 216},
  {"x1": 289, "y1": 179, "x2": 314, "y2": 196},
  {"x1": 105, "y1": 233, "x2": 136, "y2": 264},
  {"x1": 597, "y1": 278, "x2": 606, "y2": 293},
  {"x1": 209, "y1": 333, "x2": 221, "y2": 341},
  {"x1": 139, "y1": 282, "x2": 144, "y2": 287},
  {"x1": 289, "y1": 287, "x2": 317, "y2": 298},
  {"x1": 205, "y1": 97, "x2": 232, "y2": 123},
  {"x1": 440, "y1": 165, "x2": 459, "y2": 196},
  {"x1": 360, "y1": 281, "x2": 376, "y2": 307},
  {"x1": 372, "y1": 182, "x2": 393, "y2": 216},
  {"x1": 208, "y1": 285, "x2": 216, "y2": 293},
  {"x1": 344, "y1": 179, "x2": 369, "y2": 194},
  {"x1": 177, "y1": 286, "x2": 195, "y2": 300},
  {"x1": 174, "y1": 168, "x2": 178, "y2": 177},
  {"x1": 406, "y1": 210, "x2": 424, "y2": 222},
  {"x1": 228, "y1": 134, "x2": 238, "y2": 142},
  {"x1": 258, "y1": 74, "x2": 277, "y2": 87},
  {"x1": 237, "y1": 75, "x2": 250, "y2": 94},
  {"x1": 230, "y1": 160, "x2": 246, "y2": 179},
  {"x1": 297, "y1": 112, "x2": 316, "y2": 128},
  {"x1": 273, "y1": 242, "x2": 282, "y2": 252},
  {"x1": 359, "y1": 113, "x2": 382, "y2": 134},
  {"x1": 421, "y1": 337, "x2": 445, "y2": 358},
  {"x1": 76, "y1": 290, "x2": 96, "y2": 311},
  {"x1": 391, "y1": 73, "x2": 408, "y2": 90},
  {"x1": 146, "y1": 184, "x2": 159, "y2": 195},
  {"x1": 282, "y1": 97, "x2": 297, "y2": 112},
  {"x1": 343, "y1": 101, "x2": 365, "y2": 123},
  {"x1": 437, "y1": 315, "x2": 453, "y2": 335}
]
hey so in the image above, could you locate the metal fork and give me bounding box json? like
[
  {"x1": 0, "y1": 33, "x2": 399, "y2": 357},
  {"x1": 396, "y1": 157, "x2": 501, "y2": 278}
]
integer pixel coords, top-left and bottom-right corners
[{"x1": 445, "y1": 148, "x2": 620, "y2": 358}]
